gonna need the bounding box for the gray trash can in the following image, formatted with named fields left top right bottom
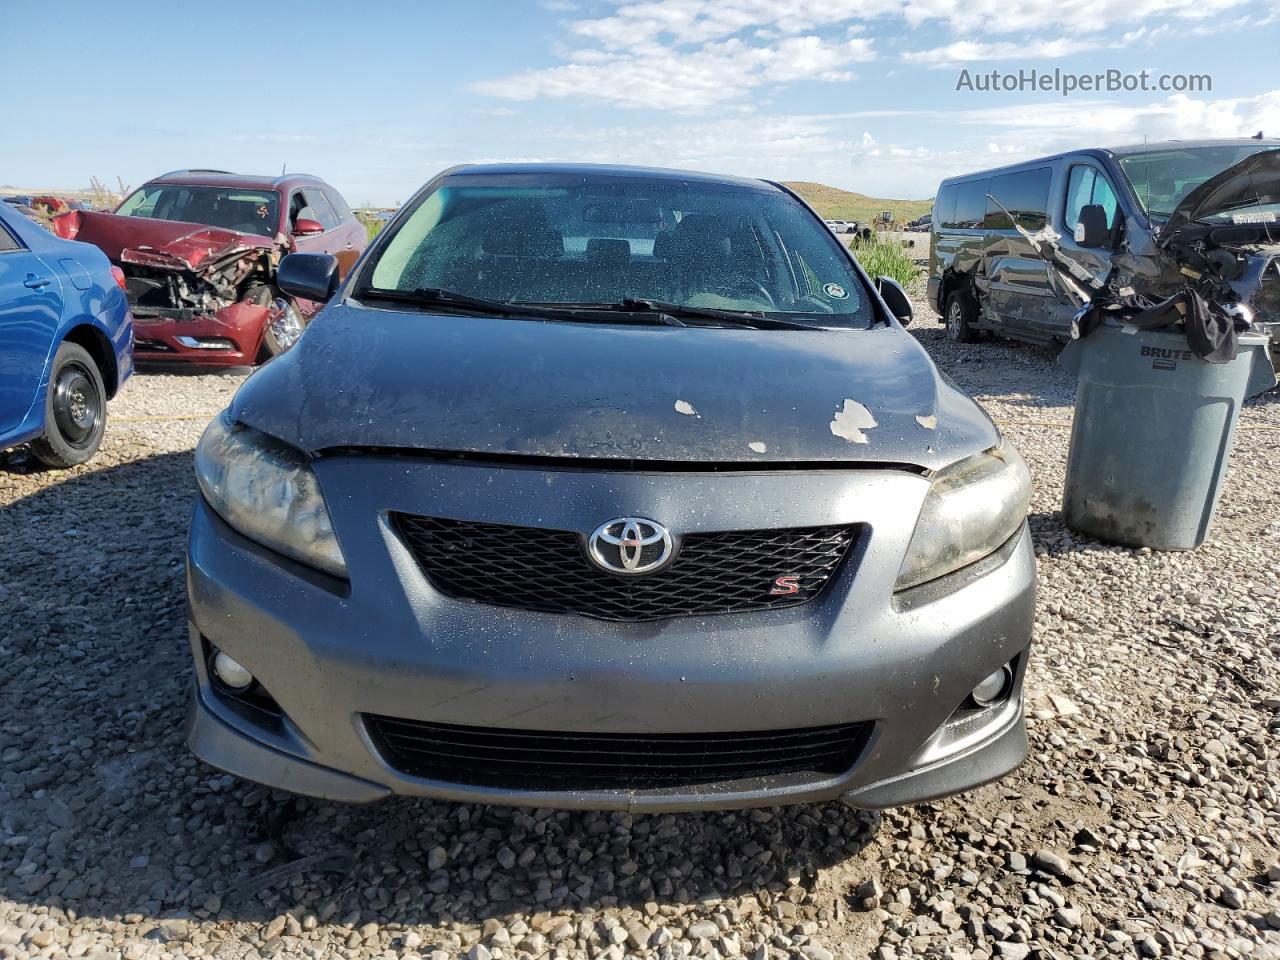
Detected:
left=1058, top=323, right=1275, bottom=550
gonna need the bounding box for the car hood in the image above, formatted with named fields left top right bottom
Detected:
left=231, top=303, right=999, bottom=470
left=1161, top=148, right=1280, bottom=242
left=51, top=210, right=279, bottom=272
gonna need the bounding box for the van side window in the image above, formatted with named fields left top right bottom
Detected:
left=952, top=179, right=987, bottom=229
left=934, top=184, right=958, bottom=229
left=984, top=167, right=1051, bottom=231
left=1065, top=166, right=1120, bottom=231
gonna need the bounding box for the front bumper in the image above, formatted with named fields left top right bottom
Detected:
left=132, top=301, right=270, bottom=366
left=185, top=457, right=1036, bottom=811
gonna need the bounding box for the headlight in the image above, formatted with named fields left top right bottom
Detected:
left=194, top=412, right=347, bottom=577
left=896, top=443, right=1031, bottom=590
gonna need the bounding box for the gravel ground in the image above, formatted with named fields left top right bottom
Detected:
left=2, top=292, right=1279, bottom=960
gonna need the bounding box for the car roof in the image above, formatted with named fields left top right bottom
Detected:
left=144, top=170, right=333, bottom=192
left=445, top=162, right=779, bottom=191
left=1103, top=138, right=1280, bottom=157
left=940, top=138, right=1280, bottom=185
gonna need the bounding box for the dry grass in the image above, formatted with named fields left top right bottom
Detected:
left=354, top=212, right=385, bottom=243
left=88, top=176, right=131, bottom=211
left=784, top=181, right=931, bottom=225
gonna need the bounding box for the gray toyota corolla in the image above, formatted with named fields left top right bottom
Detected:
left=186, top=163, right=1036, bottom=811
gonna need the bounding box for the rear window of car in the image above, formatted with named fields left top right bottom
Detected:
left=362, top=174, right=874, bottom=327
left=0, top=218, right=21, bottom=252
left=323, top=187, right=353, bottom=222
left=302, top=189, right=340, bottom=230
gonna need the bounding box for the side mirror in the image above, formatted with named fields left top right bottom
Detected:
left=292, top=217, right=325, bottom=237
left=876, top=276, right=913, bottom=326
left=1074, top=204, right=1110, bottom=248
left=277, top=253, right=339, bottom=302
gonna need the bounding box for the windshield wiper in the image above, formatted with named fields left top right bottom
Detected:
left=613, top=298, right=820, bottom=330
left=357, top=286, right=559, bottom=319
left=357, top=288, right=685, bottom=326
left=532, top=298, right=816, bottom=329
left=357, top=288, right=821, bottom=330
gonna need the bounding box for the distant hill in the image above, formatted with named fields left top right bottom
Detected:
left=0, top=186, right=98, bottom=200
left=783, top=181, right=932, bottom=224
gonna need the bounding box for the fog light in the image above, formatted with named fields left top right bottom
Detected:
left=175, top=336, right=236, bottom=350
left=212, top=651, right=253, bottom=690
left=971, top=666, right=1012, bottom=706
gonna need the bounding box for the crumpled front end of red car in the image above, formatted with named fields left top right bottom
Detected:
left=123, top=241, right=290, bottom=366
left=53, top=210, right=296, bottom=366
left=131, top=298, right=280, bottom=366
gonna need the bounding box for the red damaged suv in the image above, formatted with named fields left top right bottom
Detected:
left=52, top=170, right=367, bottom=365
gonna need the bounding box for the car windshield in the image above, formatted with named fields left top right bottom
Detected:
left=1116, top=145, right=1280, bottom=220
left=115, top=185, right=281, bottom=238
left=363, top=174, right=871, bottom=327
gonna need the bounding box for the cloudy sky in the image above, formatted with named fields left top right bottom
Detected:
left=6, top=0, right=1278, bottom=205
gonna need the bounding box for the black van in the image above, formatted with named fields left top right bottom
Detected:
left=927, top=139, right=1280, bottom=349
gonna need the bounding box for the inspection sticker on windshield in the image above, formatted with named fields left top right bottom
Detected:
left=822, top=282, right=848, bottom=300
left=1232, top=211, right=1276, bottom=224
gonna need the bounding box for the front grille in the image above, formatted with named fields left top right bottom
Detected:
left=365, top=716, right=873, bottom=790
left=392, top=515, right=859, bottom=622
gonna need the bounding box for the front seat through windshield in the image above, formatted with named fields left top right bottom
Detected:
left=365, top=175, right=870, bottom=327
left=116, top=185, right=282, bottom=238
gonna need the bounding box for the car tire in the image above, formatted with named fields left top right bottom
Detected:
left=259, top=294, right=306, bottom=360
left=945, top=289, right=980, bottom=344
left=31, top=342, right=107, bottom=468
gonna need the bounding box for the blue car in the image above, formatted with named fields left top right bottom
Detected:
left=0, top=201, right=133, bottom=466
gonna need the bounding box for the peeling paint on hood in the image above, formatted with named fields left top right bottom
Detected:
left=829, top=399, right=878, bottom=444
left=231, top=303, right=1001, bottom=470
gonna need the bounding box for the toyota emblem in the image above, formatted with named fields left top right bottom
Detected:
left=588, top=517, right=674, bottom=575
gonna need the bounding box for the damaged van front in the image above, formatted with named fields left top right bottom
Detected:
left=928, top=138, right=1280, bottom=366
left=1115, top=144, right=1280, bottom=364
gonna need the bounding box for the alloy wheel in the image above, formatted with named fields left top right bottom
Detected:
left=947, top=301, right=961, bottom=338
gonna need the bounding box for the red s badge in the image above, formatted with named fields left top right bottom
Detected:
left=770, top=575, right=800, bottom=596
